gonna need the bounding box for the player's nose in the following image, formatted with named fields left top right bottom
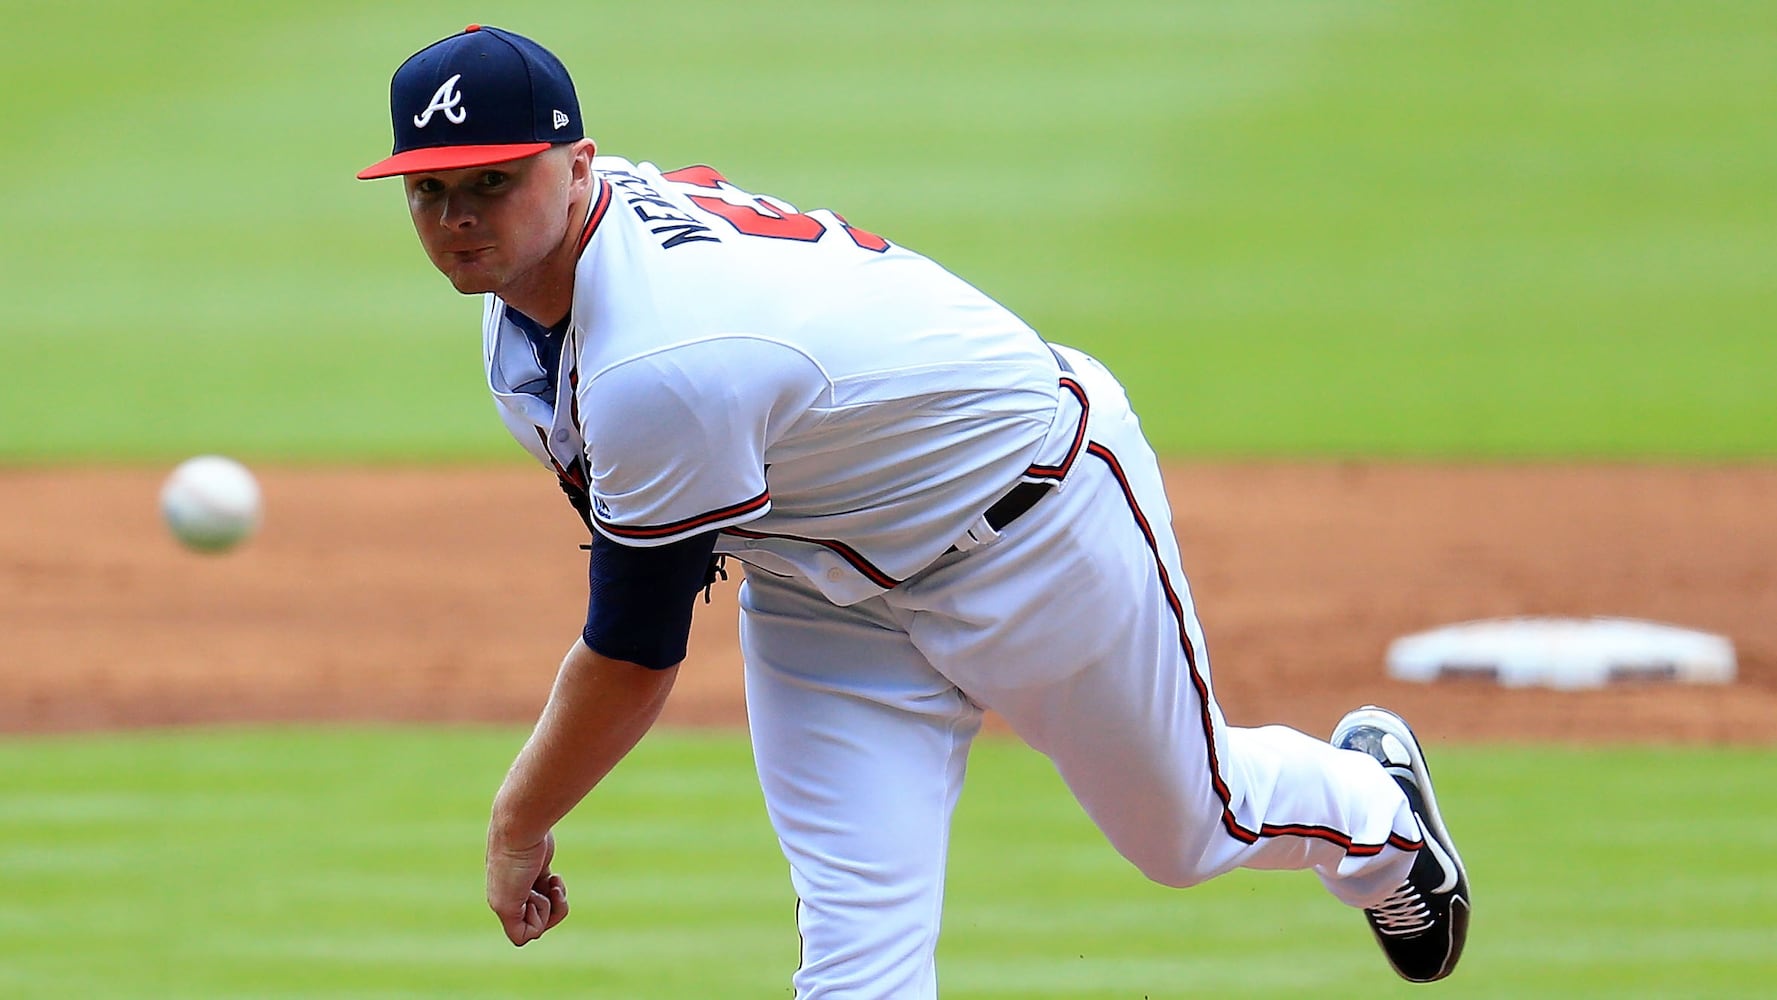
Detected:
left=437, top=192, right=479, bottom=229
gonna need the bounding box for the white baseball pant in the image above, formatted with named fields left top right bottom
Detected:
left=740, top=347, right=1419, bottom=998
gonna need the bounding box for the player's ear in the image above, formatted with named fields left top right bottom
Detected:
left=561, top=136, right=597, bottom=201
left=569, top=138, right=597, bottom=187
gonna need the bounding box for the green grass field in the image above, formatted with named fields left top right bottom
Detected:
left=3, top=2, right=1774, bottom=996
left=2, top=0, right=1773, bottom=460
left=2, top=729, right=1773, bottom=999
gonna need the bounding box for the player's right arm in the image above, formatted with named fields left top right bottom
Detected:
left=485, top=528, right=718, bottom=945
left=486, top=637, right=678, bottom=945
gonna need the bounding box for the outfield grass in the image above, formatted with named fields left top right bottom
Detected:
left=3, top=1, right=1773, bottom=461
left=4, top=3, right=1770, bottom=995
left=1, top=727, right=1771, bottom=998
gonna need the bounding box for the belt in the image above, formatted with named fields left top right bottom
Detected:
left=985, top=344, right=1076, bottom=531
left=944, top=479, right=1051, bottom=555
left=980, top=479, right=1051, bottom=533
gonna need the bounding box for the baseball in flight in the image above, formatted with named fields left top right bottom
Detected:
left=160, top=455, right=262, bottom=553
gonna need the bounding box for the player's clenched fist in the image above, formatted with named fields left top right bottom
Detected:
left=486, top=830, right=570, bottom=946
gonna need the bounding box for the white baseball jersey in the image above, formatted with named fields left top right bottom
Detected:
left=485, top=157, right=1073, bottom=604
left=481, top=157, right=1428, bottom=998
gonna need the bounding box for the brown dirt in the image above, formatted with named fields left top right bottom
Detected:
left=3, top=464, right=1773, bottom=744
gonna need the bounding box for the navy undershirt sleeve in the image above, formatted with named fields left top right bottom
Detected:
left=583, top=530, right=721, bottom=670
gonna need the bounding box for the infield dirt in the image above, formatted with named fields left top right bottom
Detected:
left=3, top=464, right=1773, bottom=743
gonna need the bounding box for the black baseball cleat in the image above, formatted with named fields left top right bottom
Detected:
left=1331, top=706, right=1471, bottom=983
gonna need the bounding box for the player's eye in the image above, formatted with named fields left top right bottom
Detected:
left=411, top=177, right=443, bottom=195
left=479, top=171, right=509, bottom=189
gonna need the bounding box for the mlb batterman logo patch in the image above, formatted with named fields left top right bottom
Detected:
left=414, top=74, right=467, bottom=127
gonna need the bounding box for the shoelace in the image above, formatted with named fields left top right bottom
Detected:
left=1368, top=881, right=1434, bottom=937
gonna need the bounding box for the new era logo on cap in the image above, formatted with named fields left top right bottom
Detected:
left=358, top=24, right=584, bottom=180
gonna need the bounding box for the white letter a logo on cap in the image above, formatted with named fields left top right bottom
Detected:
left=414, top=74, right=468, bottom=128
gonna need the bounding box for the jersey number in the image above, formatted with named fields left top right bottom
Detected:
left=662, top=165, right=890, bottom=253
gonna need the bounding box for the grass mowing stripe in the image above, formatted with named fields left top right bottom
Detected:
left=1, top=728, right=1773, bottom=997
left=3, top=1, right=1773, bottom=460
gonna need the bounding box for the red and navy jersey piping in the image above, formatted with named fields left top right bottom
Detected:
left=1023, top=377, right=1088, bottom=484
left=576, top=174, right=613, bottom=255
left=598, top=490, right=771, bottom=542
left=516, top=175, right=608, bottom=485
left=723, top=526, right=904, bottom=589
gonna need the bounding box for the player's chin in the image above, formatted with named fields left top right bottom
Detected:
left=439, top=263, right=502, bottom=295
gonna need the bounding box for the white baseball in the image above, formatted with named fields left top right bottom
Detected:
left=160, top=456, right=263, bottom=553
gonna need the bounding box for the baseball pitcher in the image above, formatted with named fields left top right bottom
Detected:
left=358, top=25, right=1471, bottom=996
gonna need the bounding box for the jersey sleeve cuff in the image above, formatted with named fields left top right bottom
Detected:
left=593, top=490, right=770, bottom=547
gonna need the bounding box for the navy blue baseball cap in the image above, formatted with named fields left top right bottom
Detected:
left=358, top=24, right=582, bottom=180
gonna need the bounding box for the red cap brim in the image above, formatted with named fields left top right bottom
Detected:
left=356, top=142, right=553, bottom=180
